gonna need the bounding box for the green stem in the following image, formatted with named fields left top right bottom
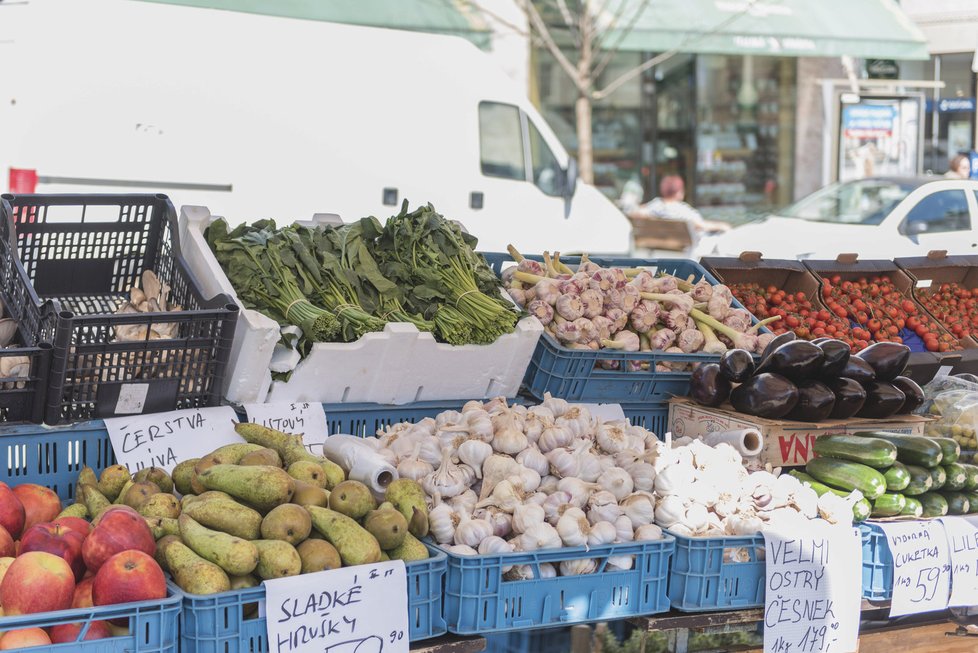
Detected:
left=748, top=315, right=782, bottom=333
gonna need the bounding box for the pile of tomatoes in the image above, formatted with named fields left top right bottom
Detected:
left=729, top=282, right=854, bottom=344
left=916, top=282, right=978, bottom=340
left=821, top=275, right=962, bottom=353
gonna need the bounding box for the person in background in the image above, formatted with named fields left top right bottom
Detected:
left=631, top=175, right=730, bottom=233
left=945, top=154, right=972, bottom=179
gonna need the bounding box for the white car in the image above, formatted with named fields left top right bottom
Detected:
left=694, top=177, right=978, bottom=260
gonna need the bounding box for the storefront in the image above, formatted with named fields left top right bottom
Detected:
left=531, top=0, right=929, bottom=222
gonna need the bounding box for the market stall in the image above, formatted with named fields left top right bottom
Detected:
left=0, top=192, right=976, bottom=653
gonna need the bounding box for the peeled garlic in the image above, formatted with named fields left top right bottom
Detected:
left=457, top=440, right=492, bottom=478
left=512, top=503, right=546, bottom=534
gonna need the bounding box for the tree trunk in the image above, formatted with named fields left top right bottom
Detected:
left=575, top=6, right=594, bottom=184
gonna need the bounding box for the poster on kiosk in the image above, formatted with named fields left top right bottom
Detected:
left=836, top=94, right=924, bottom=182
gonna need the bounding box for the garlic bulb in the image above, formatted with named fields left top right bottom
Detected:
left=475, top=507, right=513, bottom=538
left=478, top=535, right=515, bottom=556
left=614, top=515, right=634, bottom=542
left=621, top=493, right=655, bottom=528
left=542, top=491, right=572, bottom=523
left=457, top=440, right=492, bottom=478
left=546, top=448, right=580, bottom=478
left=653, top=461, right=694, bottom=496
left=416, top=436, right=443, bottom=467
left=479, top=455, right=522, bottom=500
left=625, top=461, right=655, bottom=492
left=595, top=421, right=629, bottom=454
left=607, top=555, right=634, bottom=571
left=464, top=410, right=494, bottom=442
left=512, top=503, right=546, bottom=534
left=559, top=558, right=597, bottom=576
left=556, top=507, right=590, bottom=547
left=654, top=495, right=686, bottom=528
left=503, top=565, right=534, bottom=580
left=684, top=503, right=710, bottom=533
left=587, top=520, right=617, bottom=547
left=515, top=467, right=542, bottom=493
left=538, top=562, right=557, bottom=579
left=541, top=394, right=569, bottom=417
left=454, top=512, right=494, bottom=547
left=586, top=491, right=621, bottom=525
left=558, top=478, right=599, bottom=508
left=422, top=449, right=470, bottom=499
left=396, top=445, right=434, bottom=481
left=634, top=524, right=664, bottom=541
left=538, top=475, right=560, bottom=494
left=518, top=522, right=562, bottom=551
left=516, top=447, right=549, bottom=477
left=556, top=405, right=591, bottom=439
left=448, top=544, right=478, bottom=556
left=429, top=501, right=459, bottom=545
left=436, top=410, right=464, bottom=430
left=449, top=489, right=478, bottom=515
left=597, top=468, right=634, bottom=501
left=525, top=491, right=548, bottom=506
left=462, top=400, right=485, bottom=413
left=475, top=478, right=525, bottom=512
left=576, top=451, right=603, bottom=483
left=723, top=513, right=763, bottom=536
left=537, top=424, right=573, bottom=453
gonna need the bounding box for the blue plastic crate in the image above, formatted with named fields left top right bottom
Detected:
left=0, top=419, right=115, bottom=500
left=481, top=253, right=765, bottom=403
left=859, top=522, right=892, bottom=601
left=440, top=536, right=674, bottom=635
left=666, top=530, right=765, bottom=611
left=176, top=545, right=447, bottom=653
left=0, top=586, right=180, bottom=653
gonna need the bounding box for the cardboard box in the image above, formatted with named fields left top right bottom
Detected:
left=668, top=397, right=929, bottom=467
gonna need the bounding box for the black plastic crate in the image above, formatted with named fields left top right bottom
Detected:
left=0, top=198, right=55, bottom=423
left=1, top=194, right=238, bottom=423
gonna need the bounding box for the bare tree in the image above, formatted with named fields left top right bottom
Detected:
left=464, top=0, right=759, bottom=185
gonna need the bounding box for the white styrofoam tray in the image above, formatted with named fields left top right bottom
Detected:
left=178, top=205, right=542, bottom=405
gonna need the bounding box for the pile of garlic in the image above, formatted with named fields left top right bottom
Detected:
left=361, top=396, right=858, bottom=578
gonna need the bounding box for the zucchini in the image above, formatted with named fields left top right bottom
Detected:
left=812, top=435, right=897, bottom=469
left=788, top=470, right=869, bottom=522
left=930, top=466, right=947, bottom=491
left=965, top=491, right=978, bottom=513
left=918, top=492, right=949, bottom=518
left=851, top=432, right=943, bottom=468
left=961, top=464, right=978, bottom=491
left=805, top=457, right=887, bottom=500
left=942, top=491, right=971, bottom=515
left=900, top=497, right=924, bottom=518
left=931, top=437, right=960, bottom=464
left=943, top=463, right=968, bottom=491
left=903, top=464, right=934, bottom=496
left=871, top=493, right=907, bottom=517
left=883, top=461, right=911, bottom=492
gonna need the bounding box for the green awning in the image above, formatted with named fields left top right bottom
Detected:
left=604, top=0, right=929, bottom=60
left=136, top=0, right=490, bottom=46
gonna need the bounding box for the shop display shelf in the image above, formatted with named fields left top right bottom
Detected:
left=666, top=530, right=765, bottom=611
left=1, top=193, right=238, bottom=424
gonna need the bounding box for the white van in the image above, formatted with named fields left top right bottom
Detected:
left=0, top=0, right=631, bottom=254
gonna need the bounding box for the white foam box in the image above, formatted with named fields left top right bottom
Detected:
left=179, top=205, right=543, bottom=405
left=668, top=397, right=929, bottom=467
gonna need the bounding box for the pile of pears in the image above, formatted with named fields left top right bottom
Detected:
left=62, top=422, right=431, bottom=597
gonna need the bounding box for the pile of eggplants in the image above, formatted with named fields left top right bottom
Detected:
left=689, top=333, right=925, bottom=422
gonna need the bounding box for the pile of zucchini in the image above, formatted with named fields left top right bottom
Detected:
left=793, top=432, right=978, bottom=521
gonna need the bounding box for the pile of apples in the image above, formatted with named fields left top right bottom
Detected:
left=821, top=275, right=963, bottom=353
left=916, top=282, right=978, bottom=341
left=0, top=482, right=163, bottom=649
left=729, top=282, right=853, bottom=344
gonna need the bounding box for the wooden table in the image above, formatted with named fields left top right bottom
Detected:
left=410, top=635, right=486, bottom=653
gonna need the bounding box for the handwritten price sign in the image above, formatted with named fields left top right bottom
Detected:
left=878, top=520, right=951, bottom=617
left=940, top=516, right=978, bottom=607
left=264, top=560, right=408, bottom=653
left=763, top=522, right=861, bottom=653
left=244, top=402, right=329, bottom=455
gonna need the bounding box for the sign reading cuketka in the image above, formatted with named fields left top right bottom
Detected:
left=762, top=521, right=862, bottom=653
left=264, top=560, right=409, bottom=653
left=104, top=406, right=242, bottom=473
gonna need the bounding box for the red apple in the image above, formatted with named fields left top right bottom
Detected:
left=0, top=483, right=25, bottom=539
left=0, top=628, right=51, bottom=649
left=93, top=550, right=166, bottom=608
left=0, top=551, right=75, bottom=615
left=49, top=620, right=112, bottom=643
left=53, top=516, right=92, bottom=539
left=0, top=557, right=14, bottom=587
left=0, top=524, right=14, bottom=559
left=12, top=484, right=61, bottom=533
left=72, top=576, right=95, bottom=608
left=91, top=504, right=139, bottom=528
left=20, top=522, right=86, bottom=581
left=82, top=508, right=155, bottom=573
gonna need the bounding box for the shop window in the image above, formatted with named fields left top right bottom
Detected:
left=528, top=120, right=562, bottom=196
left=479, top=102, right=526, bottom=181
left=900, top=189, right=970, bottom=234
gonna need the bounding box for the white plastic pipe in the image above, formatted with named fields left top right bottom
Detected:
left=321, top=434, right=398, bottom=499
left=702, top=429, right=763, bottom=458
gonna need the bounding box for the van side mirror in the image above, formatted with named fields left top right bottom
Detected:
left=905, top=220, right=928, bottom=235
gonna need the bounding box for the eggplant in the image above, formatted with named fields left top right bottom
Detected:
left=758, top=331, right=796, bottom=367
left=689, top=363, right=731, bottom=407
left=855, top=381, right=906, bottom=419
left=785, top=379, right=836, bottom=422
left=838, top=356, right=876, bottom=385
left=815, top=339, right=850, bottom=378
left=826, top=377, right=867, bottom=419
left=755, top=340, right=824, bottom=382
left=855, top=342, right=911, bottom=382
left=718, top=349, right=755, bottom=383
left=809, top=337, right=830, bottom=345
left=729, top=373, right=799, bottom=419
left=891, top=375, right=924, bottom=414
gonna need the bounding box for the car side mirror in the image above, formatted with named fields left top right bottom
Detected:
left=563, top=157, right=578, bottom=201
left=905, top=220, right=928, bottom=235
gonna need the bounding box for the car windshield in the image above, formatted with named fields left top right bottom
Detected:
left=780, top=179, right=923, bottom=225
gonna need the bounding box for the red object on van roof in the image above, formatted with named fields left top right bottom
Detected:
left=8, top=168, right=38, bottom=194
